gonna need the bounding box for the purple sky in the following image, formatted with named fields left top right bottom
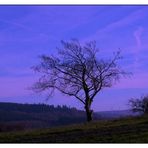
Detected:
left=0, top=5, right=148, bottom=111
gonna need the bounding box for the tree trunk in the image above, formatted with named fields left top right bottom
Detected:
left=85, top=105, right=93, bottom=122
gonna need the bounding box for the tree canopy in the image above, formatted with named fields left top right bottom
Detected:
left=32, top=40, right=127, bottom=121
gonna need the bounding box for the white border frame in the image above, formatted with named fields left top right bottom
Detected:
left=0, top=0, right=148, bottom=5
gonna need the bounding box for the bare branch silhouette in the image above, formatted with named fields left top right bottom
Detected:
left=32, top=39, right=127, bottom=122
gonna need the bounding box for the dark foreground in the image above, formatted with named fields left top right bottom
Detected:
left=0, top=115, right=148, bottom=143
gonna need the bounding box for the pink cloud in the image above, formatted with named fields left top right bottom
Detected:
left=113, top=72, right=148, bottom=89
left=0, top=76, right=36, bottom=98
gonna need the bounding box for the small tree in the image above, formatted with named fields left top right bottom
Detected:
left=32, top=40, right=126, bottom=122
left=129, top=95, right=148, bottom=114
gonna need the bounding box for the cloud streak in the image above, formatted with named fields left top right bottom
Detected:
left=85, top=8, right=146, bottom=41
left=134, top=27, right=143, bottom=48
left=133, top=26, right=143, bottom=72
left=0, top=18, right=33, bottom=31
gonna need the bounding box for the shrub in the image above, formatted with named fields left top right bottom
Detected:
left=129, top=95, right=148, bottom=114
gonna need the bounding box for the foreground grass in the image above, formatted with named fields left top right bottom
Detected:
left=1, top=115, right=148, bottom=143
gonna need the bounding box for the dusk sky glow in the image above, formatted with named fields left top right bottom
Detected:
left=1, top=5, right=148, bottom=111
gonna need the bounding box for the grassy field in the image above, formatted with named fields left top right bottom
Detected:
left=0, top=115, right=148, bottom=143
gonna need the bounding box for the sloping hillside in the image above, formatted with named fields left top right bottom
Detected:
left=0, top=115, right=148, bottom=143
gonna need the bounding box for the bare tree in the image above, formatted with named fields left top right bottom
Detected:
left=129, top=95, right=148, bottom=114
left=32, top=40, right=126, bottom=122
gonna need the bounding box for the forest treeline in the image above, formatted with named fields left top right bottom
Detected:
left=0, top=102, right=90, bottom=132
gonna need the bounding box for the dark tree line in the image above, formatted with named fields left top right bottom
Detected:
left=0, top=102, right=87, bottom=132
left=0, top=102, right=79, bottom=113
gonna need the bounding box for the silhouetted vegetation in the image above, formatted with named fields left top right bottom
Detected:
left=0, top=102, right=87, bottom=132
left=129, top=95, right=148, bottom=114
left=32, top=39, right=127, bottom=122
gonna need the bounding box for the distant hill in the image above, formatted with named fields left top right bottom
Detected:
left=96, top=110, right=141, bottom=120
